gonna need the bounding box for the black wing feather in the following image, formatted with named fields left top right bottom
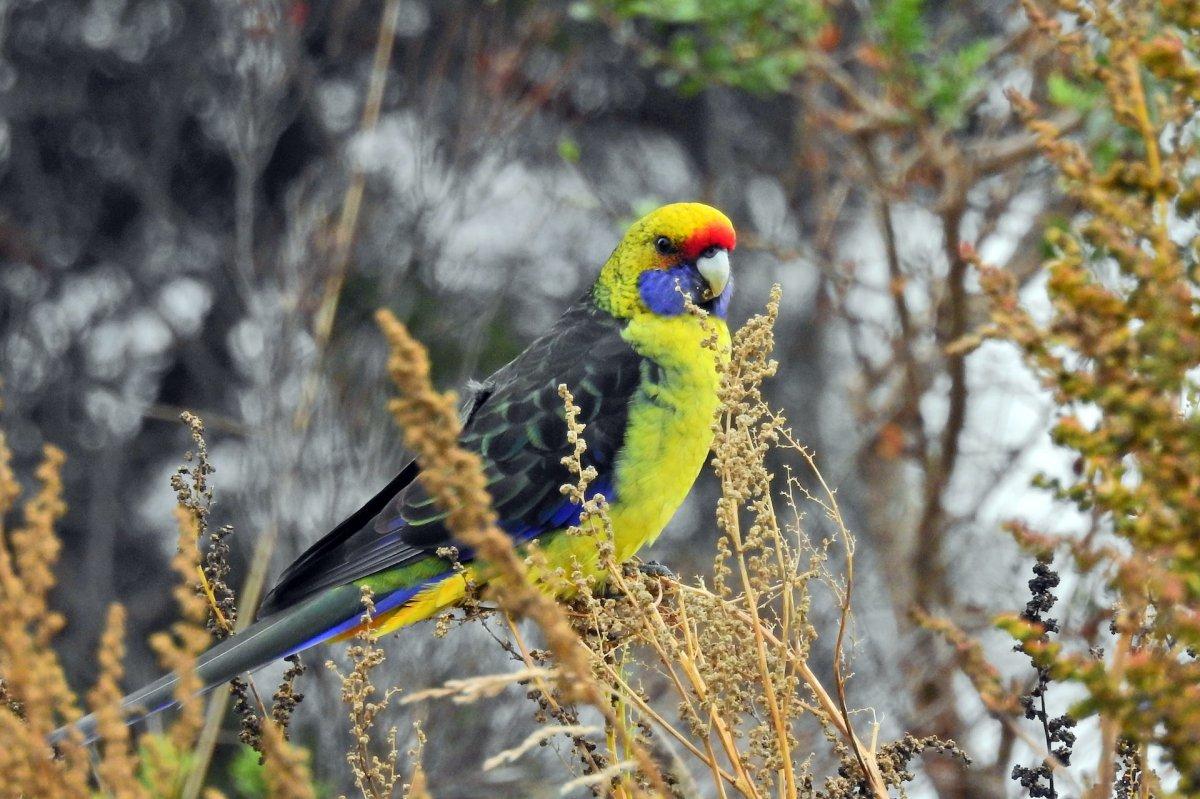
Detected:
left=258, top=297, right=641, bottom=616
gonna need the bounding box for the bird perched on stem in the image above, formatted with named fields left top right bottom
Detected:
left=59, top=202, right=736, bottom=741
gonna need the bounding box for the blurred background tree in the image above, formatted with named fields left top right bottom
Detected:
left=0, top=0, right=1178, bottom=796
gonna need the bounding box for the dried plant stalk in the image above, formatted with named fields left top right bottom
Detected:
left=0, top=440, right=91, bottom=797
left=329, top=588, right=404, bottom=799
left=260, top=721, right=317, bottom=799
left=87, top=604, right=147, bottom=799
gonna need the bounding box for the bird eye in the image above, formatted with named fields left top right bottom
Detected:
left=654, top=236, right=676, bottom=255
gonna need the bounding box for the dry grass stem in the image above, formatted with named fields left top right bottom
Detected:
left=483, top=724, right=601, bottom=771
left=400, top=667, right=557, bottom=706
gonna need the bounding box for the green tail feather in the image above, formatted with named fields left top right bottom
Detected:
left=52, top=584, right=367, bottom=745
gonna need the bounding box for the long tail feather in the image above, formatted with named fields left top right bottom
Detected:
left=52, top=583, right=374, bottom=745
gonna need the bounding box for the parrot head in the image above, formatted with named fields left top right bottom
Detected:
left=594, top=203, right=736, bottom=319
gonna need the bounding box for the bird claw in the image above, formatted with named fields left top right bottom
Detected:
left=632, top=560, right=676, bottom=580
left=597, top=561, right=676, bottom=600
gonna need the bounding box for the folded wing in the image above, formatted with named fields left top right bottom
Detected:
left=258, top=299, right=643, bottom=616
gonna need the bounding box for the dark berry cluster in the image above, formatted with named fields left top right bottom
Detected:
left=203, top=523, right=239, bottom=638
left=271, top=654, right=307, bottom=738
left=1011, top=557, right=1077, bottom=798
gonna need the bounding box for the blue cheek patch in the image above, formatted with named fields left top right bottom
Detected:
left=638, top=266, right=701, bottom=316
left=638, top=266, right=732, bottom=318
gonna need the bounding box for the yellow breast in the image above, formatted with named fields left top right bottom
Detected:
left=607, top=312, right=730, bottom=562
left=365, top=313, right=729, bottom=633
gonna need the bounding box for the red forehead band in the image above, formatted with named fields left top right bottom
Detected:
left=681, top=222, right=737, bottom=260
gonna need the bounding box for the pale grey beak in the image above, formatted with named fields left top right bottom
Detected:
left=697, top=248, right=731, bottom=297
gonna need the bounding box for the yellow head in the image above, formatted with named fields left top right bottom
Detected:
left=593, top=203, right=737, bottom=319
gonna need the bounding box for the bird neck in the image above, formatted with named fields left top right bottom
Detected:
left=621, top=311, right=731, bottom=376
left=591, top=255, right=639, bottom=318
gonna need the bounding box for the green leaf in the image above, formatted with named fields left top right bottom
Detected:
left=1091, top=137, right=1119, bottom=172
left=136, top=735, right=194, bottom=793
left=229, top=744, right=270, bottom=798
left=557, top=135, right=581, bottom=164
left=596, top=0, right=823, bottom=95
left=954, top=38, right=992, bottom=73
left=1047, top=72, right=1101, bottom=112
left=921, top=38, right=993, bottom=127
left=876, top=0, right=926, bottom=55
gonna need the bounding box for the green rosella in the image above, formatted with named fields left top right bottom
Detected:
left=61, top=202, right=736, bottom=741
